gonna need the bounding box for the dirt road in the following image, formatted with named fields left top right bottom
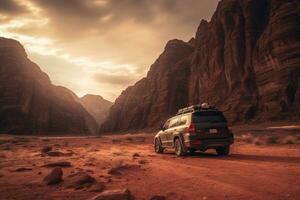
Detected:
left=0, top=132, right=299, bottom=200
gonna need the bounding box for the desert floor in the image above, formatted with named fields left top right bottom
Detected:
left=0, top=123, right=299, bottom=200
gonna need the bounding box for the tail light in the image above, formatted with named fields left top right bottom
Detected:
left=187, top=124, right=196, bottom=134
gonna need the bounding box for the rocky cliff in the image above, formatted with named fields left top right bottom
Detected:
left=79, top=94, right=113, bottom=125
left=101, top=0, right=300, bottom=133
left=0, top=37, right=98, bottom=134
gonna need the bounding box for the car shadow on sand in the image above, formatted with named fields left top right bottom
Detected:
left=164, top=151, right=300, bottom=164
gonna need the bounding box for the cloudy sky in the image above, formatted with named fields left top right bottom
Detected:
left=0, top=0, right=219, bottom=101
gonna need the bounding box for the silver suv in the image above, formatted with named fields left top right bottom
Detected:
left=154, top=104, right=234, bottom=156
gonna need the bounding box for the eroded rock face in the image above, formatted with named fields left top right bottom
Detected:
left=101, top=0, right=300, bottom=133
left=101, top=39, right=194, bottom=132
left=79, top=94, right=113, bottom=126
left=0, top=38, right=98, bottom=134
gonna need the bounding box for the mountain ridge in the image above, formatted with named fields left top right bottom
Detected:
left=79, top=94, right=113, bottom=126
left=0, top=37, right=98, bottom=134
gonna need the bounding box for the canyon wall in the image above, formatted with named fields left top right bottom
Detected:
left=0, top=38, right=98, bottom=134
left=101, top=0, right=300, bottom=133
left=79, top=94, right=113, bottom=125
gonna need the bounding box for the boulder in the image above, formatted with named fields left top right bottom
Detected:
left=41, top=146, right=52, bottom=153
left=43, top=167, right=63, bottom=185
left=88, top=182, right=106, bottom=192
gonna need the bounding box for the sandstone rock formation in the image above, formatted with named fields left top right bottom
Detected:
left=43, top=167, right=63, bottom=185
left=0, top=37, right=98, bottom=134
left=79, top=94, right=113, bottom=125
left=101, top=0, right=300, bottom=133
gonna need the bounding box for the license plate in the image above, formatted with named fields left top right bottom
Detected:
left=209, top=129, right=218, bottom=134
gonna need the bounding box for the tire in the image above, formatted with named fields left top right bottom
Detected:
left=154, top=138, right=164, bottom=154
left=216, top=145, right=230, bottom=156
left=174, top=138, right=186, bottom=156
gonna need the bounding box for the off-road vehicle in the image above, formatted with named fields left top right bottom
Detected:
left=154, top=103, right=234, bottom=156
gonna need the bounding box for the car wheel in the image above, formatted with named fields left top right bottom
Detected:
left=216, top=145, right=230, bottom=156
left=154, top=138, right=164, bottom=154
left=174, top=138, right=186, bottom=156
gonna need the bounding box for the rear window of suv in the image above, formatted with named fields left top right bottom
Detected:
left=192, top=111, right=227, bottom=123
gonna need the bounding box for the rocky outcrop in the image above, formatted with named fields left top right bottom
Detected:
left=101, top=39, right=194, bottom=132
left=101, top=0, right=300, bottom=133
left=0, top=37, right=98, bottom=134
left=79, top=95, right=113, bottom=125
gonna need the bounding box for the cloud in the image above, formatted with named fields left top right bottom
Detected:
left=0, top=0, right=219, bottom=101
left=0, top=0, right=29, bottom=15
left=93, top=71, right=138, bottom=86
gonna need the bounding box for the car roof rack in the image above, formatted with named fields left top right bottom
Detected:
left=176, top=103, right=218, bottom=115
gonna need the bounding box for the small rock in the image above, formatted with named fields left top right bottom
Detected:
left=42, top=161, right=71, bottom=167
left=15, top=167, right=32, bottom=172
left=108, top=163, right=140, bottom=175
left=106, top=178, right=112, bottom=183
left=138, top=160, right=147, bottom=164
left=46, top=151, right=64, bottom=157
left=132, top=153, right=140, bottom=158
left=90, top=189, right=132, bottom=200
left=89, top=182, right=106, bottom=192
left=41, top=146, right=52, bottom=153
left=150, top=195, right=166, bottom=200
left=64, top=172, right=96, bottom=189
left=43, top=167, right=63, bottom=185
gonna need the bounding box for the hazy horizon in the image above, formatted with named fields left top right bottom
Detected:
left=0, top=0, right=219, bottom=101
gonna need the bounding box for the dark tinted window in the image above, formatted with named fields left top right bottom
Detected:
left=192, top=111, right=227, bottom=123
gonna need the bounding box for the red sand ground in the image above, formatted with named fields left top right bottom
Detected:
left=0, top=124, right=299, bottom=200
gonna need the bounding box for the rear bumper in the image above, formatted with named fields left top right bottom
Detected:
left=184, top=136, right=234, bottom=150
